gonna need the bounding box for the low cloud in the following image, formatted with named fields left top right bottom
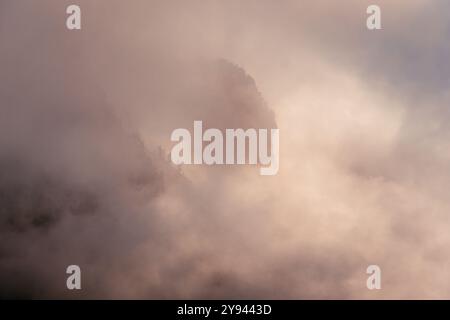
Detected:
left=1, top=0, right=450, bottom=299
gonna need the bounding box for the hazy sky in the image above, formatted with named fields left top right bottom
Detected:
left=1, top=0, right=450, bottom=299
